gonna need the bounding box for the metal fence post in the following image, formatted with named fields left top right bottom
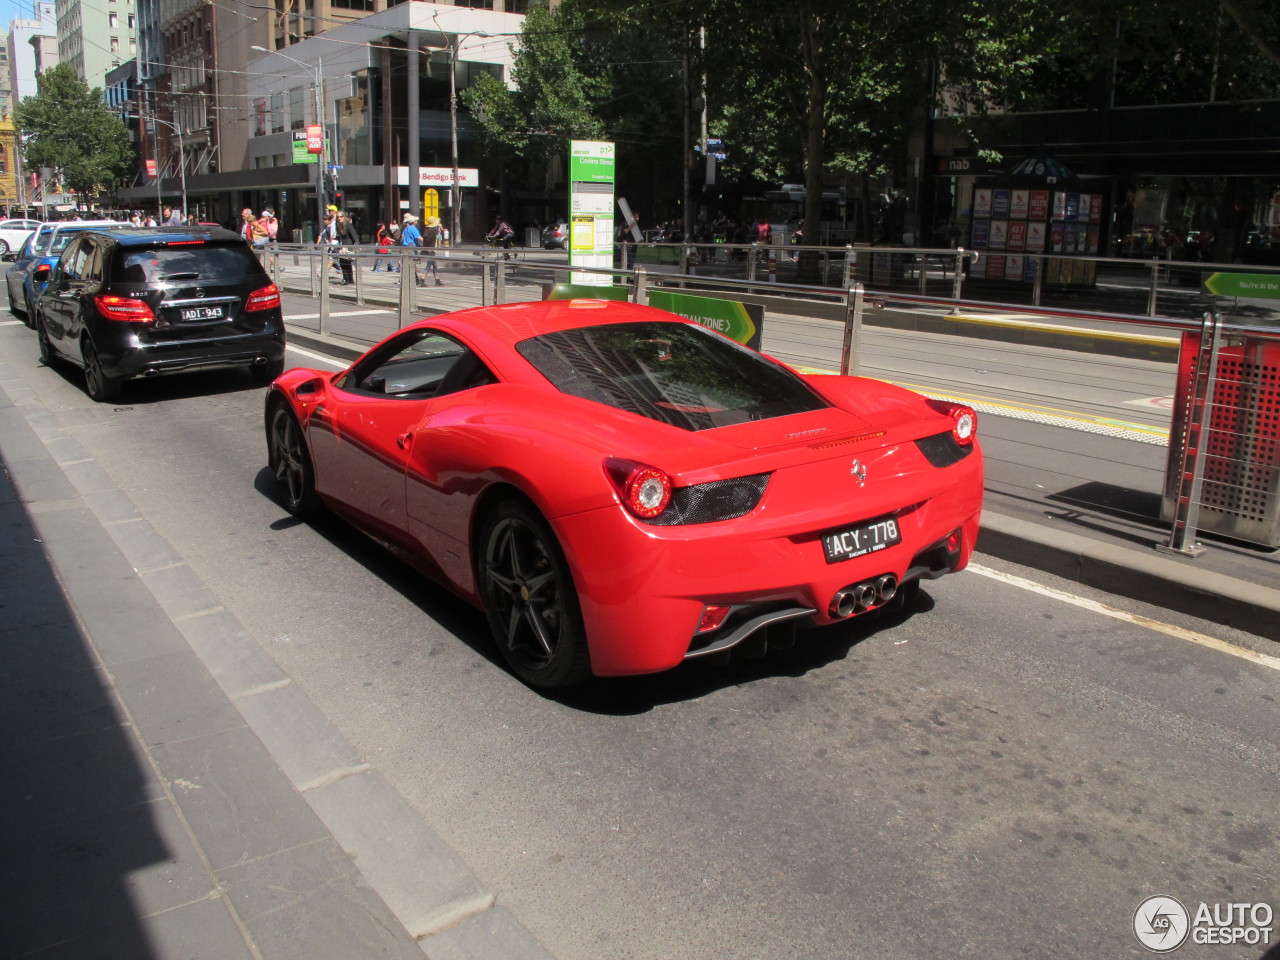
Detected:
left=1147, top=258, right=1160, bottom=317
left=353, top=248, right=364, bottom=306
left=318, top=249, right=331, bottom=336
left=309, top=248, right=318, bottom=298
left=951, top=247, right=966, bottom=303
left=840, top=283, right=865, bottom=376
left=1159, top=311, right=1224, bottom=557
left=495, top=259, right=507, bottom=304
left=748, top=243, right=758, bottom=282
left=842, top=244, right=853, bottom=289
left=633, top=265, right=649, bottom=304
left=397, top=248, right=412, bottom=327
left=1031, top=256, right=1043, bottom=306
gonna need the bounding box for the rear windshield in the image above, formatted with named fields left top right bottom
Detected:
left=117, top=243, right=262, bottom=284
left=516, top=320, right=827, bottom=431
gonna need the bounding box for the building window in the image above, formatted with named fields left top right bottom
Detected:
left=109, top=12, right=117, bottom=26
left=332, top=0, right=374, bottom=9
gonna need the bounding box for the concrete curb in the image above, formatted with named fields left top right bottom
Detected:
left=977, top=512, right=1280, bottom=642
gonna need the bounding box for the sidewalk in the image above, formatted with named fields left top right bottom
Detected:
left=0, top=365, right=553, bottom=959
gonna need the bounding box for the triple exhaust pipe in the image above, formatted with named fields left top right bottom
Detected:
left=829, top=574, right=898, bottom=619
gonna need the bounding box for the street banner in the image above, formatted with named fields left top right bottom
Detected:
left=648, top=290, right=763, bottom=349
left=569, top=140, right=615, bottom=285
left=292, top=130, right=330, bottom=164
left=306, top=124, right=323, bottom=153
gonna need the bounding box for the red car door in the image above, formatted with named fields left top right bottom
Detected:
left=308, top=388, right=430, bottom=546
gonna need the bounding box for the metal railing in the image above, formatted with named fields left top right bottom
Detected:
left=262, top=242, right=1280, bottom=556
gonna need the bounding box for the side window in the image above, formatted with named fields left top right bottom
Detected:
left=53, top=239, right=87, bottom=283
left=82, top=241, right=104, bottom=283
left=338, top=329, right=494, bottom=399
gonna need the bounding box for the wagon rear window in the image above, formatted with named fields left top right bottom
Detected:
left=517, top=321, right=826, bottom=431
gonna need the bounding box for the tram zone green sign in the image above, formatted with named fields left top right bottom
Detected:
left=648, top=290, right=763, bottom=349
left=1203, top=272, right=1280, bottom=299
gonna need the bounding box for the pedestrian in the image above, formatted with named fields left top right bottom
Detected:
left=166, top=206, right=184, bottom=226
left=335, top=211, right=359, bottom=284
left=373, top=222, right=391, bottom=271
left=422, top=216, right=444, bottom=286
left=400, top=213, right=423, bottom=285
left=251, top=211, right=271, bottom=250
left=262, top=208, right=279, bottom=242
left=317, top=213, right=338, bottom=279
left=239, top=207, right=257, bottom=244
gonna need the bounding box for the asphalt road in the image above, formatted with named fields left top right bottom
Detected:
left=1, top=318, right=1277, bottom=960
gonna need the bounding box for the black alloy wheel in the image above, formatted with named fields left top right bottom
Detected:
left=268, top=404, right=320, bottom=517
left=81, top=339, right=122, bottom=403
left=478, top=500, right=590, bottom=689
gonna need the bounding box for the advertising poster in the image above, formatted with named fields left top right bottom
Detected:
left=1007, top=221, right=1027, bottom=251
left=970, top=220, right=990, bottom=248
left=1026, top=221, right=1047, bottom=251
left=1063, top=225, right=1077, bottom=253
left=1078, top=224, right=1092, bottom=253
left=1024, top=257, right=1040, bottom=283
left=986, top=256, right=1006, bottom=280
left=989, top=220, right=1008, bottom=250
left=993, top=189, right=1011, bottom=218
left=1052, top=192, right=1067, bottom=220
left=1030, top=190, right=1049, bottom=219
left=973, top=188, right=993, bottom=218
left=1089, top=194, right=1103, bottom=222
left=1011, top=190, right=1029, bottom=219
left=1065, top=193, right=1080, bottom=221
left=1051, top=222, right=1065, bottom=252
left=1006, top=255, right=1024, bottom=279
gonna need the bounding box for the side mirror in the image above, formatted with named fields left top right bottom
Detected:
left=1, top=252, right=17, bottom=263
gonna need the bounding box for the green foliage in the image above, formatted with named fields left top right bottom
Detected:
left=13, top=63, right=133, bottom=201
left=461, top=2, right=606, bottom=193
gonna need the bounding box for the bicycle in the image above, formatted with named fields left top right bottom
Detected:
left=485, top=236, right=523, bottom=263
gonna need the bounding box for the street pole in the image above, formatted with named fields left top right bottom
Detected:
left=449, top=35, right=460, bottom=246
left=253, top=46, right=325, bottom=236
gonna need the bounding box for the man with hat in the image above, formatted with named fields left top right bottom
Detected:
left=422, top=215, right=444, bottom=286
left=400, top=213, right=424, bottom=286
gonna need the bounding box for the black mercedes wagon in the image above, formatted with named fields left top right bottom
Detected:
left=33, top=226, right=286, bottom=402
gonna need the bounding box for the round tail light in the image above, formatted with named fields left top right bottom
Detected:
left=604, top=458, right=673, bottom=520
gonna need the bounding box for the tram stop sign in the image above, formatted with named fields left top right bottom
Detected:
left=1203, top=272, right=1280, bottom=300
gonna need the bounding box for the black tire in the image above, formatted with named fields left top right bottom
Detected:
left=0, top=240, right=9, bottom=256
left=251, top=356, right=286, bottom=385
left=477, top=499, right=591, bottom=689
left=81, top=339, right=122, bottom=403
left=267, top=403, right=321, bottom=517
left=36, top=315, right=56, bottom=366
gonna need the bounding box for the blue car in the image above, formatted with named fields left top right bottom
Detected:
left=4, top=220, right=127, bottom=325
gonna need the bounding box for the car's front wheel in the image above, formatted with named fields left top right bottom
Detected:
left=478, top=499, right=591, bottom=689
left=81, top=339, right=122, bottom=402
left=268, top=403, right=321, bottom=517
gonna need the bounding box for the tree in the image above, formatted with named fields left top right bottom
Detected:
left=461, top=2, right=606, bottom=201
left=13, top=63, right=133, bottom=205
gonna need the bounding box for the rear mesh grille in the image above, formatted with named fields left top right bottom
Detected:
left=648, top=473, right=771, bottom=526
left=914, top=432, right=973, bottom=467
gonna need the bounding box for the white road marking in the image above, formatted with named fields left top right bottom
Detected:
left=967, top=563, right=1280, bottom=672
left=286, top=344, right=348, bottom=368
left=0, top=319, right=25, bottom=326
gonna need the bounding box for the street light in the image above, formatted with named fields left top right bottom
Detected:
left=128, top=111, right=186, bottom=219
left=252, top=45, right=325, bottom=237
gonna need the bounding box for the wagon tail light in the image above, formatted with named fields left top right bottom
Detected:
left=94, top=294, right=154, bottom=322
left=245, top=282, right=280, bottom=312
left=604, top=457, right=672, bottom=520
left=927, top=399, right=977, bottom=446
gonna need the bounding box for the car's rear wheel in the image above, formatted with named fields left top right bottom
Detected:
left=268, top=404, right=321, bottom=517
left=0, top=240, right=9, bottom=256
left=478, top=500, right=591, bottom=689
left=81, top=339, right=122, bottom=402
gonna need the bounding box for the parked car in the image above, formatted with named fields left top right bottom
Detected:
left=33, top=225, right=286, bottom=402
left=0, top=218, right=43, bottom=256
left=5, top=220, right=129, bottom=323
left=265, top=299, right=983, bottom=689
left=542, top=218, right=569, bottom=249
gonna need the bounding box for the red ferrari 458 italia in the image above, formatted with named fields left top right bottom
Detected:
left=265, top=300, right=983, bottom=688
